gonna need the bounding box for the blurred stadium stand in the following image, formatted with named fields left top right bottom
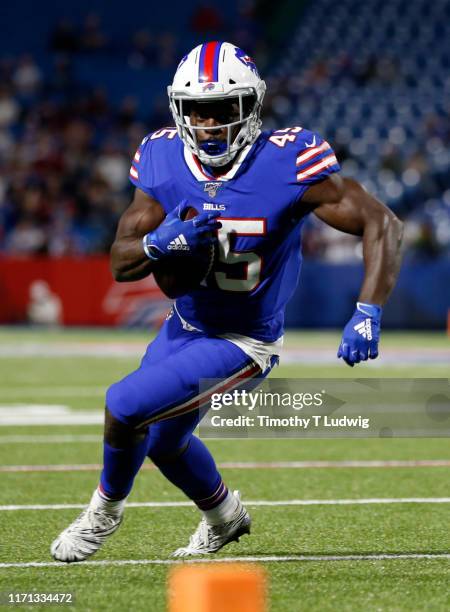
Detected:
left=265, top=0, right=450, bottom=262
left=0, top=0, right=448, bottom=328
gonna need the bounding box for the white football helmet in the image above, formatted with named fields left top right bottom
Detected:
left=168, top=41, right=266, bottom=167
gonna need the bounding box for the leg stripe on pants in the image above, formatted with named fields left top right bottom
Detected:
left=138, top=361, right=261, bottom=427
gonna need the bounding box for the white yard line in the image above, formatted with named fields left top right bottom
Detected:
left=0, top=435, right=101, bottom=444
left=0, top=343, right=146, bottom=358
left=1, top=498, right=450, bottom=511
left=1, top=553, right=450, bottom=569
left=0, top=387, right=105, bottom=397
left=0, top=407, right=103, bottom=426
left=0, top=464, right=104, bottom=472
left=1, top=459, right=450, bottom=472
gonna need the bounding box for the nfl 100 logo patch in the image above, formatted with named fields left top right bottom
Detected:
left=204, top=181, right=222, bottom=198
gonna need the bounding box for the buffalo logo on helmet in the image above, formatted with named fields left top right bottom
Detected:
left=234, top=48, right=259, bottom=76
left=202, top=82, right=216, bottom=92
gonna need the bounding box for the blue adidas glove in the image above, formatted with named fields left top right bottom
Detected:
left=337, top=302, right=382, bottom=367
left=142, top=200, right=221, bottom=261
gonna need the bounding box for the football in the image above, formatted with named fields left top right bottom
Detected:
left=153, top=207, right=216, bottom=299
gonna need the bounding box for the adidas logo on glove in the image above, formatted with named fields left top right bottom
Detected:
left=353, top=319, right=372, bottom=340
left=167, top=234, right=190, bottom=251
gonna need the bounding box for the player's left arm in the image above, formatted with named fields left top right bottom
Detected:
left=301, top=174, right=404, bottom=366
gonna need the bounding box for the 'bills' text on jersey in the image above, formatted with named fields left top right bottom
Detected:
left=129, top=126, right=340, bottom=342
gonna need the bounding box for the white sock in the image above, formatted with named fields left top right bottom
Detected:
left=90, top=487, right=127, bottom=517
left=203, top=491, right=240, bottom=526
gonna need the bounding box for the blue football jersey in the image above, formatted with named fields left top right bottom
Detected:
left=129, top=126, right=340, bottom=341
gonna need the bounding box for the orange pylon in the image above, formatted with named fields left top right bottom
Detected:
left=168, top=563, right=267, bottom=612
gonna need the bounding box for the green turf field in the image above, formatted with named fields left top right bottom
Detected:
left=0, top=328, right=449, bottom=611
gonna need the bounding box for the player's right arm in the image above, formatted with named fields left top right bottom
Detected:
left=112, top=133, right=221, bottom=282
left=111, top=189, right=221, bottom=282
left=110, top=188, right=166, bottom=282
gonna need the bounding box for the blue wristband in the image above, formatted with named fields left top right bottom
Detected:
left=142, top=234, right=161, bottom=261
left=356, top=302, right=382, bottom=320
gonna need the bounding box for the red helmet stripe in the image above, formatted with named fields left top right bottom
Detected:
left=198, top=41, right=221, bottom=82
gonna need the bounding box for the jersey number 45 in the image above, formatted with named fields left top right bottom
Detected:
left=212, top=218, right=266, bottom=292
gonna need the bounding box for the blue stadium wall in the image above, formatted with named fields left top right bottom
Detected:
left=285, top=260, right=450, bottom=329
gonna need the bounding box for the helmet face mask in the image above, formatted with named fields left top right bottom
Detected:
left=168, top=42, right=266, bottom=167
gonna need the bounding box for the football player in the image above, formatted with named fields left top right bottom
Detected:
left=51, top=42, right=403, bottom=562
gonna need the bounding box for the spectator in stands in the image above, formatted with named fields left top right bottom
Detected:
left=409, top=219, right=442, bottom=259
left=80, top=13, right=109, bottom=54
left=128, top=29, right=157, bottom=69
left=95, top=139, right=130, bottom=192
left=0, top=85, right=19, bottom=128
left=6, top=219, right=48, bottom=255
left=156, top=32, right=178, bottom=69
left=12, top=55, right=42, bottom=96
